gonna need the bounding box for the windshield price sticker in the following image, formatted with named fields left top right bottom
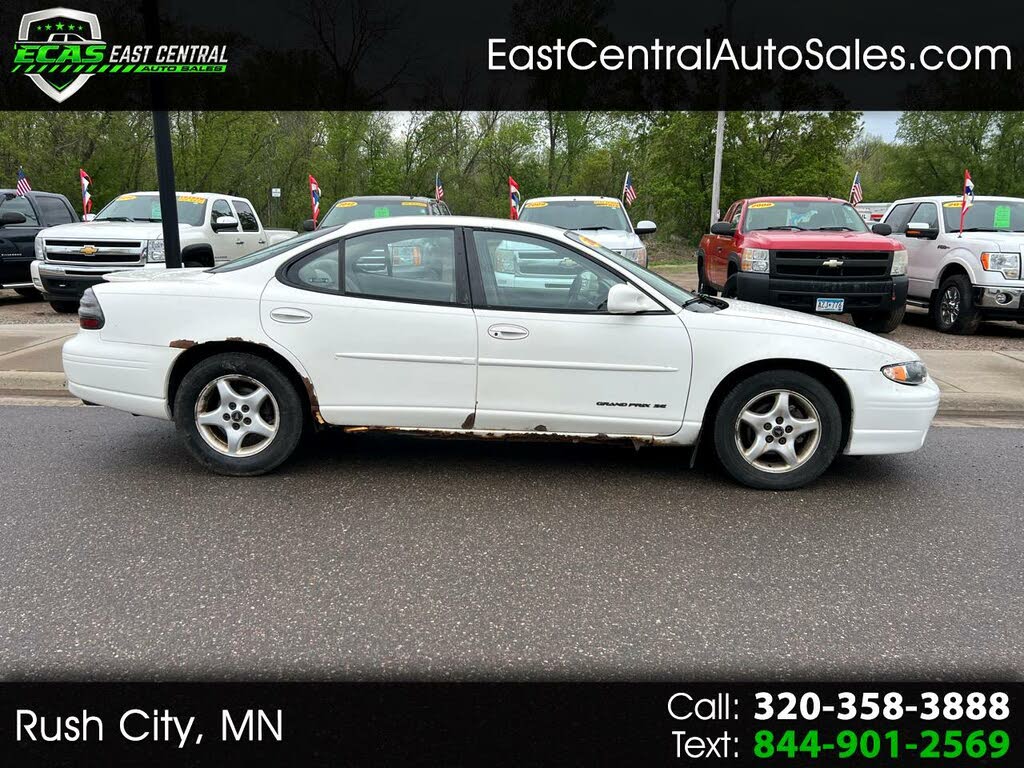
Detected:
left=994, top=205, right=1012, bottom=228
left=594, top=199, right=620, bottom=207
left=749, top=201, right=776, bottom=209
left=401, top=201, right=427, bottom=207
left=117, top=194, right=137, bottom=201
left=943, top=201, right=963, bottom=208
left=373, top=207, right=391, bottom=218
left=177, top=195, right=205, bottom=204
left=336, top=201, right=358, bottom=208
left=524, top=201, right=547, bottom=208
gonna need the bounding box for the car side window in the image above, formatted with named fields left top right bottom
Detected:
left=344, top=228, right=457, bottom=305
left=910, top=202, right=939, bottom=229
left=472, top=231, right=624, bottom=312
left=233, top=200, right=260, bottom=232
left=0, top=195, right=39, bottom=225
left=211, top=199, right=236, bottom=229
left=38, top=196, right=74, bottom=225
left=730, top=204, right=742, bottom=226
left=285, top=242, right=340, bottom=293
left=884, top=202, right=917, bottom=233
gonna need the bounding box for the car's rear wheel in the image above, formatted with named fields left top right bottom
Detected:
left=722, top=271, right=738, bottom=299
left=713, top=371, right=842, bottom=490
left=930, top=273, right=980, bottom=334
left=851, top=303, right=906, bottom=334
left=49, top=300, right=79, bottom=313
left=174, top=352, right=304, bottom=476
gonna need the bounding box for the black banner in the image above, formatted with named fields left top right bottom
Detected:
left=1, top=682, right=1020, bottom=766
left=0, top=0, right=1023, bottom=110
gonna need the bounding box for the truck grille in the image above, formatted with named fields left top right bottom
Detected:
left=773, top=250, right=891, bottom=279
left=44, top=239, right=145, bottom=265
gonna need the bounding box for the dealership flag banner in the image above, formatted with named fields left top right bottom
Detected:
left=435, top=172, right=444, bottom=201
left=623, top=171, right=637, bottom=206
left=960, top=169, right=975, bottom=235
left=849, top=171, right=863, bottom=205
left=509, top=176, right=520, bottom=219
left=15, top=166, right=31, bottom=196
left=308, top=175, right=321, bottom=226
left=80, top=168, right=93, bottom=216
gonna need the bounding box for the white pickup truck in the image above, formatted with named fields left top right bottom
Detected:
left=32, top=191, right=296, bottom=312
left=884, top=195, right=1024, bottom=333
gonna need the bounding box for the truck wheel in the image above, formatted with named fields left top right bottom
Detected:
left=930, top=274, right=980, bottom=334
left=173, top=352, right=304, bottom=476
left=713, top=370, right=842, bottom=490
left=14, top=287, right=40, bottom=299
left=722, top=273, right=738, bottom=298
left=851, top=303, right=906, bottom=334
left=49, top=300, right=79, bottom=313
left=697, top=256, right=717, bottom=296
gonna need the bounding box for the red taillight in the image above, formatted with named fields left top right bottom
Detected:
left=78, top=287, right=105, bottom=330
left=871, top=213, right=883, bottom=221
left=80, top=316, right=102, bottom=330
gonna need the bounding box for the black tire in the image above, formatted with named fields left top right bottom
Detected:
left=930, top=273, right=980, bottom=334
left=851, top=302, right=906, bottom=334
left=697, top=254, right=717, bottom=296
left=722, top=273, right=738, bottom=299
left=713, top=370, right=842, bottom=490
left=49, top=300, right=79, bottom=313
left=14, top=287, right=40, bottom=299
left=173, top=352, right=304, bottom=476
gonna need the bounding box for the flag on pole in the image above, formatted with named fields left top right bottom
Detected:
left=15, top=166, right=31, bottom=196
left=509, top=176, right=521, bottom=220
left=959, top=169, right=975, bottom=235
left=849, top=171, right=863, bottom=205
left=435, top=172, right=444, bottom=201
left=80, top=168, right=93, bottom=215
left=308, top=174, right=321, bottom=226
left=622, top=171, right=637, bottom=206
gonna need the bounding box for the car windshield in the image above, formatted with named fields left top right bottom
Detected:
left=518, top=200, right=631, bottom=231
left=941, top=199, right=1024, bottom=232
left=210, top=227, right=333, bottom=272
left=565, top=231, right=692, bottom=306
left=743, top=200, right=869, bottom=233
left=94, top=194, right=208, bottom=226
left=320, top=199, right=431, bottom=228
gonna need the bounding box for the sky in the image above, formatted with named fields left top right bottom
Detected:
left=862, top=112, right=901, bottom=142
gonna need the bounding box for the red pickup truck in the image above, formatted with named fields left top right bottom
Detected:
left=696, top=196, right=909, bottom=333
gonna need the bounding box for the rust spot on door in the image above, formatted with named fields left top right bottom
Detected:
left=301, top=376, right=325, bottom=424
left=169, top=339, right=195, bottom=349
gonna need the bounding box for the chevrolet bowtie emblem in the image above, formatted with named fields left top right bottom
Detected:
left=822, top=259, right=844, bottom=268
left=80, top=245, right=98, bottom=255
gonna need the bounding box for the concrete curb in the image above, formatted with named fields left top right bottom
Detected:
left=0, top=371, right=71, bottom=398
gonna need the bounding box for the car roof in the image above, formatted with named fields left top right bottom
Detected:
left=324, top=214, right=573, bottom=238
left=0, top=189, right=62, bottom=197
left=119, top=191, right=233, bottom=198
left=521, top=195, right=622, bottom=203
left=746, top=196, right=852, bottom=203
left=891, top=195, right=1024, bottom=203
left=332, top=195, right=438, bottom=204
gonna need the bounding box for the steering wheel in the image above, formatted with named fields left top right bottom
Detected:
left=565, top=273, right=583, bottom=308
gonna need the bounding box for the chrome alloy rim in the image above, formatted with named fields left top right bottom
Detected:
left=940, top=285, right=961, bottom=326
left=194, top=374, right=279, bottom=457
left=734, top=389, right=821, bottom=474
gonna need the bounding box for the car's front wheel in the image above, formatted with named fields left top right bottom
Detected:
left=851, top=303, right=906, bottom=334
left=697, top=255, right=717, bottom=296
left=14, top=287, right=40, bottom=299
left=930, top=273, right=980, bottom=334
left=713, top=370, right=842, bottom=490
left=174, top=352, right=304, bottom=476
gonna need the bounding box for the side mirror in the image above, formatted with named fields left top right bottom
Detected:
left=212, top=215, right=239, bottom=232
left=82, top=213, right=96, bottom=222
left=0, top=211, right=27, bottom=226
left=607, top=283, right=662, bottom=314
left=302, top=218, right=317, bottom=232
left=871, top=223, right=893, bottom=236
left=635, top=220, right=657, bottom=236
left=904, top=222, right=939, bottom=239
left=710, top=221, right=736, bottom=236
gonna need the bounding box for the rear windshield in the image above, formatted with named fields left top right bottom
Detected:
left=95, top=194, right=208, bottom=226
left=320, top=199, right=431, bottom=228
left=743, top=200, right=868, bottom=233
left=941, top=199, right=1024, bottom=232
left=518, top=200, right=631, bottom=232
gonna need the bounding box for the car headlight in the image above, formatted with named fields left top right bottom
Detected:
left=891, top=248, right=908, bottom=276
left=618, top=247, right=647, bottom=266
left=980, top=252, right=1020, bottom=280
left=882, top=361, right=928, bottom=385
left=740, top=247, right=769, bottom=273
left=146, top=239, right=165, bottom=263
left=34, top=236, right=45, bottom=260
left=493, top=249, right=516, bottom=274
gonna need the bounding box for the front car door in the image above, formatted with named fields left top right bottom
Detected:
left=708, top=201, right=741, bottom=286
left=467, top=228, right=691, bottom=436
left=231, top=199, right=267, bottom=255
left=261, top=226, right=477, bottom=429
left=885, top=201, right=932, bottom=299
left=210, top=198, right=246, bottom=263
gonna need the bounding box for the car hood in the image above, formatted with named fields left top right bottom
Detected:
left=956, top=232, right=1024, bottom=252
left=715, top=298, right=918, bottom=360
left=39, top=221, right=191, bottom=241
left=742, top=229, right=900, bottom=251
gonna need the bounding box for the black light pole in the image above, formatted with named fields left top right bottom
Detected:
left=143, top=0, right=182, bottom=269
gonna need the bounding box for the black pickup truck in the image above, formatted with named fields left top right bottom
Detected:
left=0, top=190, right=78, bottom=297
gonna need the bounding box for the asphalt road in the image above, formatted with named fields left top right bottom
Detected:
left=0, top=406, right=1021, bottom=681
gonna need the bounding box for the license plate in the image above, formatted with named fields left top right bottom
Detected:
left=815, top=297, right=845, bottom=313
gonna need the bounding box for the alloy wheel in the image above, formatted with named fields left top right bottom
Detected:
left=733, top=389, right=821, bottom=474
left=940, top=285, right=961, bottom=327
left=194, top=374, right=280, bottom=457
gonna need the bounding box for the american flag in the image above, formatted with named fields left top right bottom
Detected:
left=308, top=174, right=321, bottom=225
left=622, top=171, right=637, bottom=206
left=435, top=172, right=444, bottom=201
left=849, top=171, right=863, bottom=205
left=15, top=166, right=31, bottom=196
left=509, top=176, right=520, bottom=220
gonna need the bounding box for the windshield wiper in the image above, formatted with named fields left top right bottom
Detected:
left=681, top=293, right=728, bottom=309
left=960, top=227, right=999, bottom=232
left=812, top=226, right=856, bottom=231
left=96, top=216, right=135, bottom=222
left=576, top=226, right=613, bottom=231
left=757, top=225, right=807, bottom=231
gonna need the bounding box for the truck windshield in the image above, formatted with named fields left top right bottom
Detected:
left=94, top=194, right=208, bottom=226
left=942, top=199, right=1024, bottom=232
left=320, top=199, right=431, bottom=228
left=519, top=200, right=631, bottom=231
left=743, top=200, right=869, bottom=233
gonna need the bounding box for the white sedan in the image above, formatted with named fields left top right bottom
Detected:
left=63, top=216, right=940, bottom=490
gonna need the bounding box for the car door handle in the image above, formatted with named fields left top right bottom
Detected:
left=258, top=239, right=267, bottom=245
left=488, top=323, right=529, bottom=340
left=270, top=307, right=313, bottom=324
left=235, top=239, right=245, bottom=245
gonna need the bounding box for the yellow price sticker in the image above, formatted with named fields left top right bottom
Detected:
left=524, top=201, right=548, bottom=208
left=337, top=201, right=358, bottom=208
left=118, top=194, right=137, bottom=201
left=749, top=201, right=776, bottom=209
left=401, top=201, right=428, bottom=207
left=594, top=200, right=620, bottom=207
left=943, top=201, right=963, bottom=208
left=177, top=195, right=206, bottom=204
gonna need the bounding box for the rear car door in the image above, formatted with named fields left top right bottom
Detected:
left=0, top=193, right=43, bottom=286
left=231, top=199, right=267, bottom=255
left=468, top=228, right=691, bottom=435
left=261, top=226, right=477, bottom=428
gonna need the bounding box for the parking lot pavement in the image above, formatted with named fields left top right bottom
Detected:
left=0, top=405, right=1020, bottom=681
left=0, top=289, right=75, bottom=325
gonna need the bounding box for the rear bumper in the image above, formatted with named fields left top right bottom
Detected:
left=838, top=370, right=940, bottom=455
left=736, top=272, right=908, bottom=313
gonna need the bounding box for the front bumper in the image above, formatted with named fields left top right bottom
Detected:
left=736, top=272, right=909, bottom=314
left=975, top=286, right=1024, bottom=318
left=838, top=369, right=940, bottom=455
left=37, top=261, right=146, bottom=301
